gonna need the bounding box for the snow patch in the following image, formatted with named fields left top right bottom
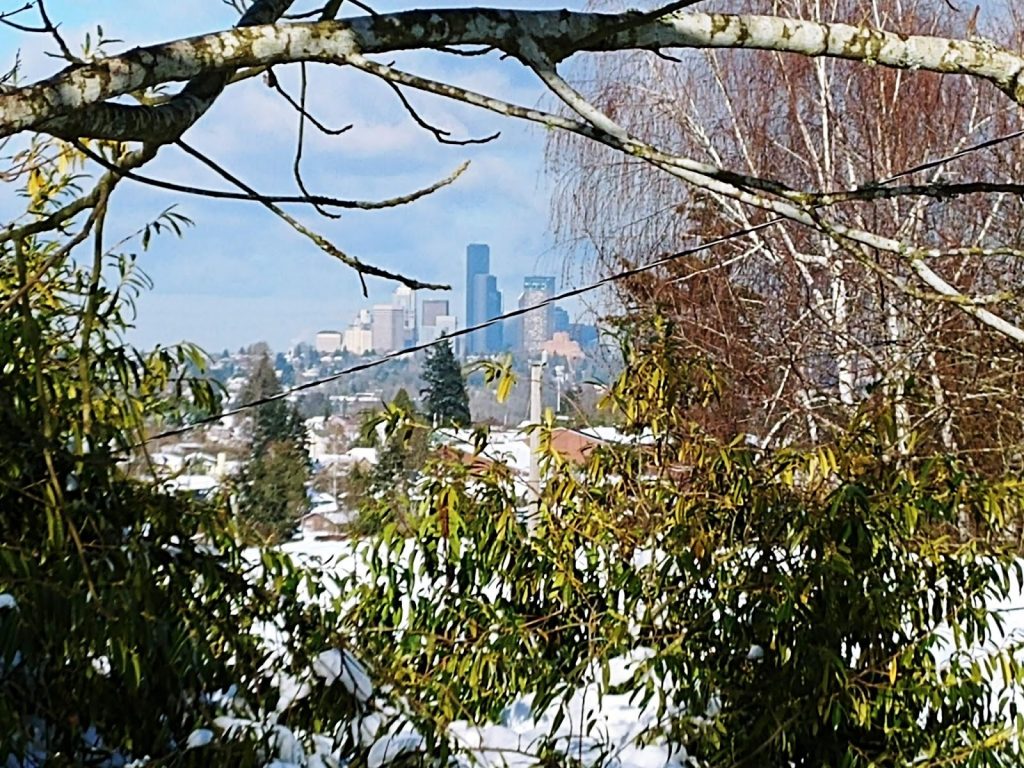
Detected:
left=367, top=733, right=424, bottom=768
left=313, top=649, right=373, bottom=702
left=186, top=728, right=214, bottom=749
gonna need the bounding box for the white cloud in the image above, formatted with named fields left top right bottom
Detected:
left=5, top=0, right=587, bottom=351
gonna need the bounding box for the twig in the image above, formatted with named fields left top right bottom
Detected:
left=37, top=0, right=83, bottom=65
left=382, top=78, right=500, bottom=146
left=291, top=63, right=343, bottom=219
left=175, top=138, right=450, bottom=293
left=72, top=138, right=466, bottom=211
left=269, top=70, right=353, bottom=136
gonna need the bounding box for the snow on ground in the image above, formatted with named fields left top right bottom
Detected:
left=197, top=533, right=1024, bottom=768
left=218, top=533, right=691, bottom=768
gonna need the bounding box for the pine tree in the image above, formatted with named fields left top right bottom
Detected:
left=237, top=353, right=310, bottom=543
left=421, top=338, right=471, bottom=428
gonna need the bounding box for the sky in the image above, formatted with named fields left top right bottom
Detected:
left=1, top=0, right=597, bottom=352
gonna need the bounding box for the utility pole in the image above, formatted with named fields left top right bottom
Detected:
left=527, top=355, right=546, bottom=530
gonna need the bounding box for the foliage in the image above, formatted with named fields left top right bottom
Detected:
left=236, top=440, right=311, bottom=543
left=0, top=176, right=357, bottom=763
left=421, top=337, right=471, bottom=428
left=353, top=389, right=430, bottom=536
left=343, top=315, right=1024, bottom=768
left=547, top=0, right=1024, bottom=460
left=236, top=353, right=311, bottom=543
left=340, top=461, right=376, bottom=536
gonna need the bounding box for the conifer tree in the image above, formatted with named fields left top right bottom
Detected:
left=421, top=338, right=471, bottom=428
left=237, top=353, right=310, bottom=542
left=356, top=388, right=429, bottom=533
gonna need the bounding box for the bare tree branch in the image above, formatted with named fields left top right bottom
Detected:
left=5, top=10, right=1024, bottom=142
left=174, top=138, right=452, bottom=292
left=72, top=138, right=469, bottom=211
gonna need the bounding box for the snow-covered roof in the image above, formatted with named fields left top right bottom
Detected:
left=344, top=447, right=378, bottom=465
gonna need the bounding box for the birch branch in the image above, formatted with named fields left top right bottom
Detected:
left=4, top=9, right=1023, bottom=141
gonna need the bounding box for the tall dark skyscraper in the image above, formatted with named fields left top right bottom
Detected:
left=465, top=244, right=489, bottom=355
left=465, top=244, right=503, bottom=355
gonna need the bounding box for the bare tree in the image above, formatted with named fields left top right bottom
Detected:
left=5, top=0, right=1024, bottom=449
left=548, top=0, right=1024, bottom=465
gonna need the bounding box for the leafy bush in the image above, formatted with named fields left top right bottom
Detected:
left=343, top=318, right=1024, bottom=767
left=0, top=154, right=355, bottom=764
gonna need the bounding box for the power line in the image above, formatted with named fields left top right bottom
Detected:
left=141, top=217, right=780, bottom=445
left=877, top=129, right=1024, bottom=185
left=139, top=127, right=1024, bottom=445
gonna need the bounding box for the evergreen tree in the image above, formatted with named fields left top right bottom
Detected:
left=421, top=338, right=471, bottom=428
left=239, top=352, right=279, bottom=403
left=274, top=351, right=295, bottom=387
left=237, top=353, right=310, bottom=543
left=371, top=389, right=429, bottom=492
left=359, top=389, right=430, bottom=534
left=237, top=440, right=310, bottom=542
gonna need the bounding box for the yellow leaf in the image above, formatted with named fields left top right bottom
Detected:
left=27, top=169, right=42, bottom=199
left=497, top=373, right=513, bottom=404
left=888, top=657, right=897, bottom=685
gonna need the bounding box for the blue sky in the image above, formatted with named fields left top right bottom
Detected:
left=3, top=1, right=591, bottom=352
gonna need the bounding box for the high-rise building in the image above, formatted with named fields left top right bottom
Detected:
left=474, top=273, right=503, bottom=353
left=371, top=304, right=405, bottom=353
left=422, top=299, right=449, bottom=328
left=569, top=322, right=600, bottom=349
left=464, top=244, right=504, bottom=355
left=314, top=331, right=343, bottom=355
left=342, top=326, right=373, bottom=355
left=422, top=313, right=458, bottom=345
left=553, top=306, right=570, bottom=334
left=521, top=275, right=556, bottom=355
left=420, top=299, right=452, bottom=345
left=435, top=314, right=457, bottom=338
left=393, top=285, right=416, bottom=345
left=465, top=243, right=490, bottom=355
left=503, top=315, right=523, bottom=354
left=341, top=310, right=373, bottom=355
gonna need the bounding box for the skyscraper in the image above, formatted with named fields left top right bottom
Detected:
left=371, top=305, right=405, bottom=353
left=487, top=284, right=503, bottom=353
left=421, top=299, right=452, bottom=345
left=392, top=285, right=416, bottom=345
left=553, top=306, right=570, bottom=334
left=422, top=299, right=449, bottom=328
left=465, top=244, right=503, bottom=355
left=521, top=275, right=556, bottom=355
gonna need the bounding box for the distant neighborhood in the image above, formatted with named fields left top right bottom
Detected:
left=142, top=243, right=619, bottom=538
left=144, top=344, right=633, bottom=539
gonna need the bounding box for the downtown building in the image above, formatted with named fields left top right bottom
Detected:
left=420, top=299, right=457, bottom=345
left=464, top=243, right=503, bottom=356
left=371, top=304, right=406, bottom=353
left=393, top=285, right=417, bottom=346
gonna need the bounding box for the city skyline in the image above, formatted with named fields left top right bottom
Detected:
left=36, top=0, right=566, bottom=355
left=307, top=243, right=594, bottom=359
